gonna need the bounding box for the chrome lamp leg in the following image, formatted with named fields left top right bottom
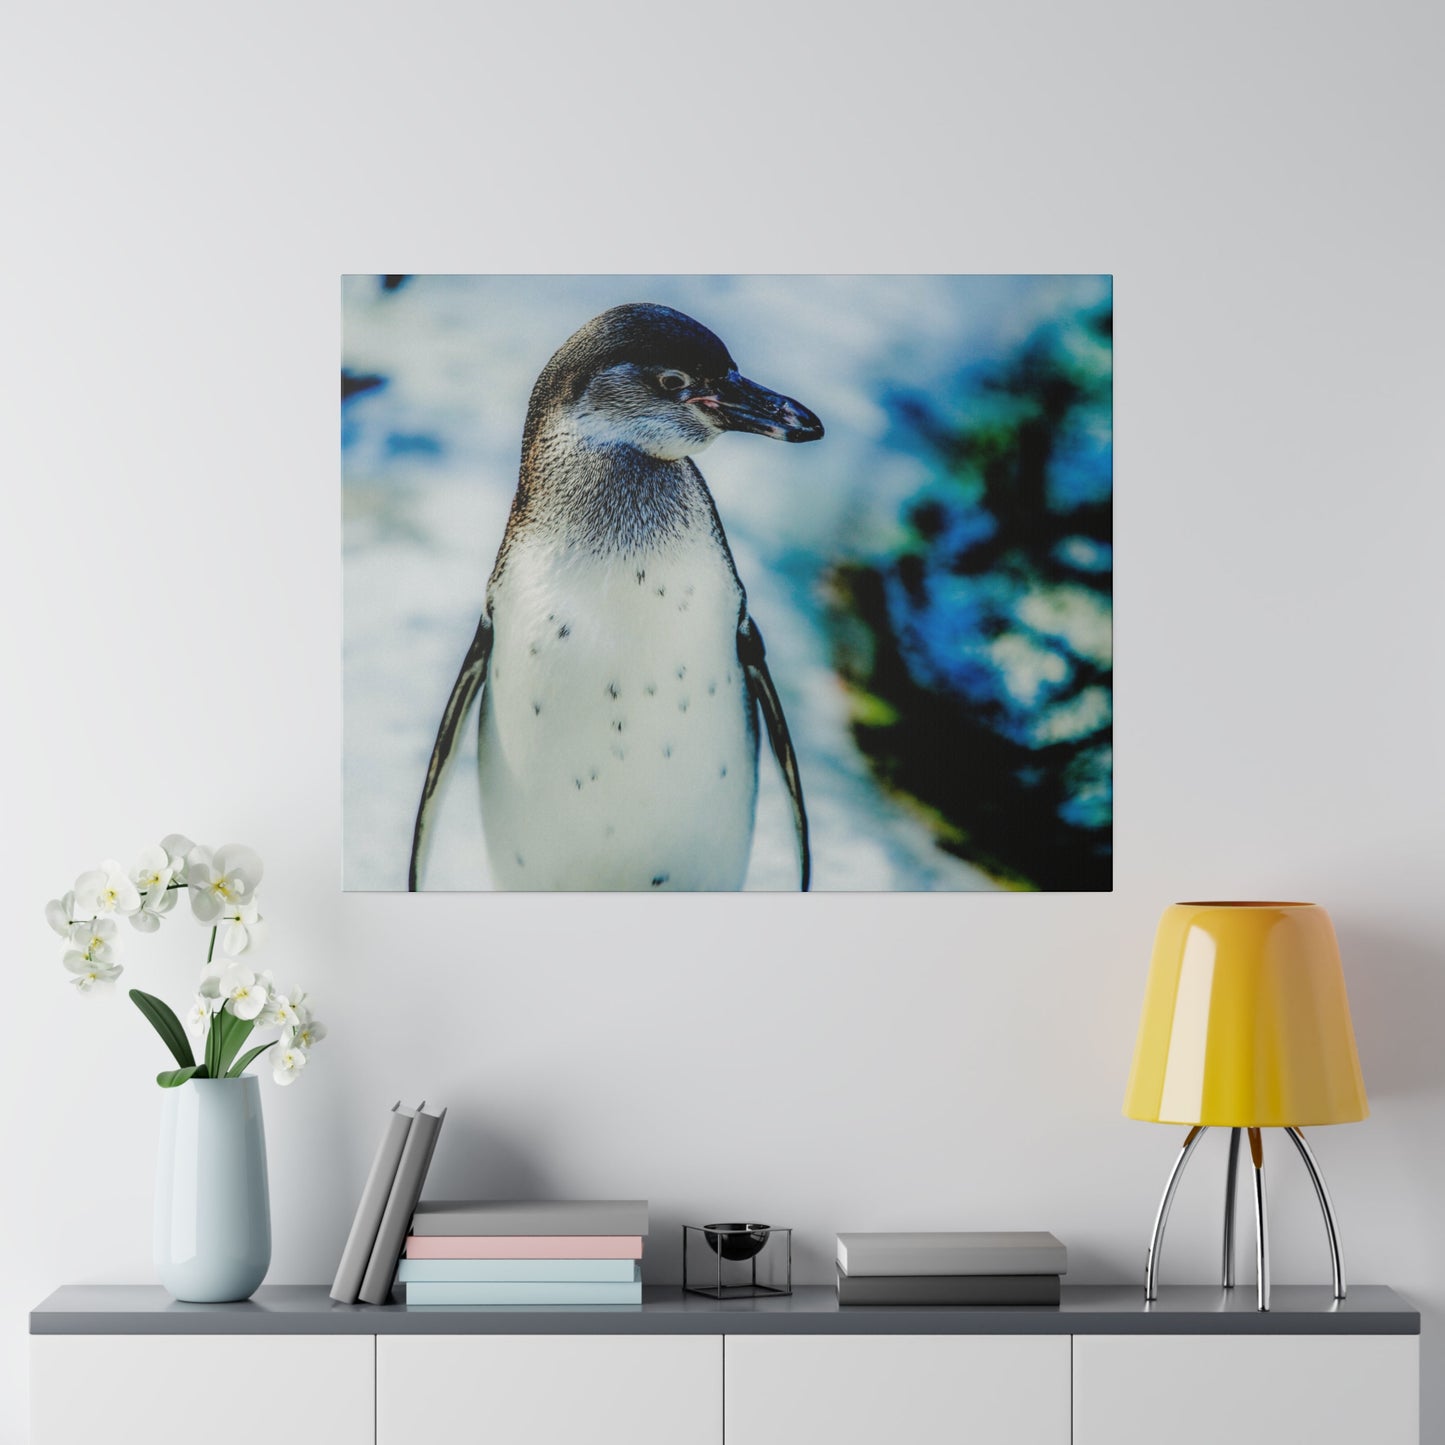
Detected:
left=1222, top=1127, right=1241, bottom=1288
left=1249, top=1127, right=1270, bottom=1312
left=1285, top=1126, right=1347, bottom=1299
left=1145, top=1125, right=1207, bottom=1301
left=1147, top=1123, right=1340, bottom=1312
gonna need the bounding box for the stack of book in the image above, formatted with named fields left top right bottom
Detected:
left=332, top=1101, right=448, bottom=1306
left=398, top=1200, right=648, bottom=1305
left=834, top=1231, right=1066, bottom=1305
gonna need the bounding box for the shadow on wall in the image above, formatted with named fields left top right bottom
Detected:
left=1336, top=918, right=1445, bottom=1102
left=422, top=1114, right=563, bottom=1201
left=1333, top=915, right=1445, bottom=1439
left=1058, top=1241, right=1131, bottom=1287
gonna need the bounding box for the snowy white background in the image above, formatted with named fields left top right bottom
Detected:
left=3, top=3, right=1443, bottom=1442
left=343, top=274, right=1106, bottom=891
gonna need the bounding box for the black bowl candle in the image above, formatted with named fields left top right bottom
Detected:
left=702, top=1223, right=772, bottom=1262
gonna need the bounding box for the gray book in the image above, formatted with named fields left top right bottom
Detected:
left=836, top=1231, right=1066, bottom=1277
left=410, top=1199, right=649, bottom=1237
left=330, top=1101, right=420, bottom=1304
left=836, top=1267, right=1061, bottom=1306
left=358, top=1105, right=447, bottom=1305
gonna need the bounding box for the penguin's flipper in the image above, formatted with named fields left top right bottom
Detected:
left=738, top=615, right=811, bottom=891
left=408, top=612, right=493, bottom=891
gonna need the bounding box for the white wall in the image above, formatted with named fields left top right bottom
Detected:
left=3, top=1, right=1442, bottom=1440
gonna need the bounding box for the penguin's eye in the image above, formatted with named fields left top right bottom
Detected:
left=657, top=371, right=689, bottom=395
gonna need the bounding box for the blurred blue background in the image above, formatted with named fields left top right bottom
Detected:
left=342, top=275, right=1112, bottom=891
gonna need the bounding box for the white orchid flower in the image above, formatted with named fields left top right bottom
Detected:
left=67, top=917, right=119, bottom=964
left=258, top=979, right=295, bottom=1029
left=185, top=996, right=214, bottom=1036
left=64, top=886, right=96, bottom=924
left=218, top=900, right=266, bottom=957
left=290, top=1016, right=327, bottom=1051
left=65, top=955, right=123, bottom=991
left=46, top=892, right=77, bottom=938
left=184, top=845, right=219, bottom=920
left=131, top=844, right=174, bottom=897
left=272, top=1045, right=307, bottom=1086
left=161, top=834, right=195, bottom=882
left=73, top=860, right=141, bottom=918
left=216, top=962, right=269, bottom=1021
left=52, top=834, right=324, bottom=1079
left=187, top=844, right=263, bottom=924
left=127, top=845, right=178, bottom=932
left=130, top=880, right=180, bottom=933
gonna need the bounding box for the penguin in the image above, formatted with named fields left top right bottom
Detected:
left=408, top=302, right=823, bottom=892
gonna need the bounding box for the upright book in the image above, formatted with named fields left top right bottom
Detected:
left=358, top=1103, right=446, bottom=1305
left=330, top=1101, right=420, bottom=1304
left=836, top=1231, right=1067, bottom=1277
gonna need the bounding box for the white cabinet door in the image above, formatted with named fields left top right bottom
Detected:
left=377, top=1334, right=721, bottom=1445
left=1073, top=1334, right=1419, bottom=1445
left=725, top=1334, right=1071, bottom=1445
left=32, top=1334, right=375, bottom=1445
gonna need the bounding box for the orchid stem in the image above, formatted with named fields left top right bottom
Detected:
left=206, top=927, right=216, bottom=964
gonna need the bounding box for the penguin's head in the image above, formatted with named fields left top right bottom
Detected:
left=534, top=303, right=824, bottom=462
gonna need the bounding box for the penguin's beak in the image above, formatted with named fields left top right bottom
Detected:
left=696, top=371, right=824, bottom=443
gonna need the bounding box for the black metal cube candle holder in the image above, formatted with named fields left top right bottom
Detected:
left=683, top=1223, right=792, bottom=1299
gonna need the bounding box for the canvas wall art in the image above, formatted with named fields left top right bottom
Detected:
left=342, top=275, right=1112, bottom=892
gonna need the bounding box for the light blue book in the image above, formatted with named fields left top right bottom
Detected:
left=397, top=1259, right=640, bottom=1284
left=404, top=1279, right=643, bottom=1306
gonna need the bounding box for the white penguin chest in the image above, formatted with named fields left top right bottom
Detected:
left=477, top=535, right=759, bottom=889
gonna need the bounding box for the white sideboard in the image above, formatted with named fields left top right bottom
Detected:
left=725, top=1334, right=1070, bottom=1445
left=1074, top=1333, right=1419, bottom=1445
left=377, top=1335, right=721, bottom=1445
left=31, top=1335, right=374, bottom=1445
left=30, top=1284, right=1421, bottom=1445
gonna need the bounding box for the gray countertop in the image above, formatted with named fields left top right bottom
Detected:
left=31, top=1284, right=1419, bottom=1336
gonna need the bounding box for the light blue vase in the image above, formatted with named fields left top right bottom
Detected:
left=154, top=1076, right=271, bottom=1302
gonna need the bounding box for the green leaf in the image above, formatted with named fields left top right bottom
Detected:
left=216, top=1010, right=255, bottom=1078
left=157, top=1065, right=202, bottom=1088
left=227, top=1040, right=277, bottom=1078
left=205, top=1009, right=223, bottom=1079
left=130, top=990, right=195, bottom=1071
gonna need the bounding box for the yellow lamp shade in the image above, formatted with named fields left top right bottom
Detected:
left=1124, top=901, right=1368, bottom=1127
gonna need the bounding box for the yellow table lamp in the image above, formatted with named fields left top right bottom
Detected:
left=1124, top=901, right=1368, bottom=1311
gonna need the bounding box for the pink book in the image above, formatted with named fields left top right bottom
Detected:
left=404, top=1235, right=644, bottom=1260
